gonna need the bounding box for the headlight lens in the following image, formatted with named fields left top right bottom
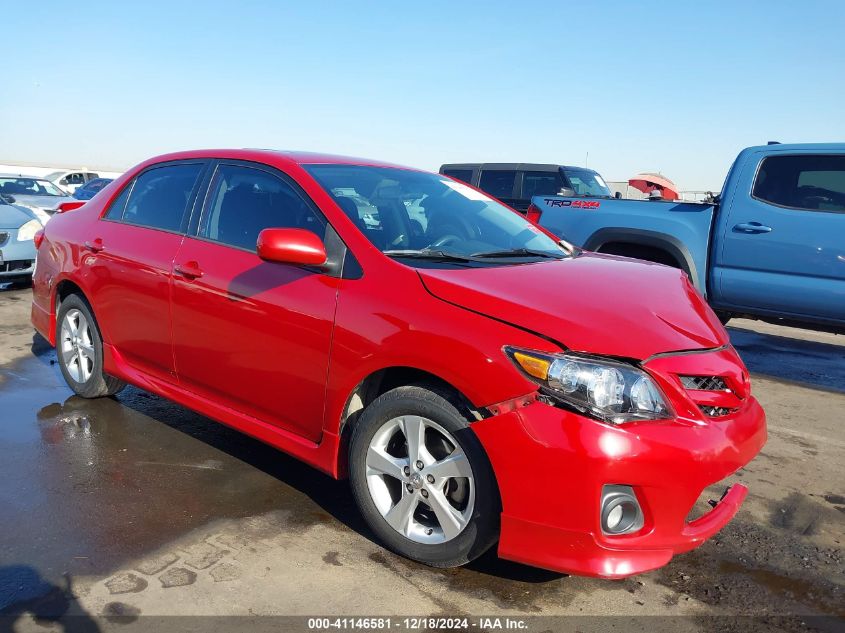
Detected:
left=17, top=203, right=51, bottom=225
left=506, top=347, right=673, bottom=424
left=17, top=219, right=43, bottom=241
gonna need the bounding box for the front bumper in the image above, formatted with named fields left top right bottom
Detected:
left=0, top=238, right=37, bottom=279
left=472, top=393, right=766, bottom=578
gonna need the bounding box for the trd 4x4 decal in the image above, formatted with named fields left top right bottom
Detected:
left=543, top=198, right=601, bottom=210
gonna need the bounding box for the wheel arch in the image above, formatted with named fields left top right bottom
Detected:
left=53, top=277, right=110, bottom=345
left=333, top=365, right=486, bottom=477
left=585, top=228, right=704, bottom=292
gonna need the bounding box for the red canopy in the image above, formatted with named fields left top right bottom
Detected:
left=628, top=173, right=679, bottom=201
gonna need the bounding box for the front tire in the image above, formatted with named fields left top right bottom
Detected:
left=56, top=294, right=126, bottom=398
left=349, top=385, right=499, bottom=568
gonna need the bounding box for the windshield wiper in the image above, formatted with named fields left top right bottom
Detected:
left=383, top=249, right=474, bottom=262
left=470, top=248, right=565, bottom=259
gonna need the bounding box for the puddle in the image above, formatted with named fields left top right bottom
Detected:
left=0, top=352, right=361, bottom=587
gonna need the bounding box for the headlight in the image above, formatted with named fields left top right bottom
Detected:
left=505, top=347, right=673, bottom=424
left=17, top=219, right=43, bottom=242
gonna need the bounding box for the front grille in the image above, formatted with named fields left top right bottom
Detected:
left=680, top=375, right=728, bottom=391
left=1, top=259, right=33, bottom=272
left=699, top=405, right=736, bottom=417
left=0, top=232, right=8, bottom=245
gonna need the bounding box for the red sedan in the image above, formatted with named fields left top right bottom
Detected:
left=30, top=150, right=766, bottom=578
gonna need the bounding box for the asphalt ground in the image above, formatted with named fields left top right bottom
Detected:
left=0, top=286, right=842, bottom=632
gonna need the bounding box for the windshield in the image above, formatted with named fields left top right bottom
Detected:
left=0, top=177, right=67, bottom=197
left=562, top=168, right=612, bottom=197
left=305, top=165, right=565, bottom=263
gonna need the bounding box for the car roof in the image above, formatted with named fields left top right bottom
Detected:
left=134, top=149, right=417, bottom=171
left=440, top=163, right=596, bottom=172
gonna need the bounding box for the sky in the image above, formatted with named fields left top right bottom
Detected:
left=3, top=1, right=844, bottom=191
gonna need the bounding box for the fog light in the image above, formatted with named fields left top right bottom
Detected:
left=601, top=485, right=644, bottom=535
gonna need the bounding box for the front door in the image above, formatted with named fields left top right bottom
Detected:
left=716, top=151, right=845, bottom=324
left=170, top=162, right=339, bottom=442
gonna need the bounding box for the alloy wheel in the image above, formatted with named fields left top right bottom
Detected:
left=365, top=415, right=475, bottom=544
left=60, top=308, right=95, bottom=383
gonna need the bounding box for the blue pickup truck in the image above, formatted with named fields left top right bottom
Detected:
left=527, top=143, right=845, bottom=331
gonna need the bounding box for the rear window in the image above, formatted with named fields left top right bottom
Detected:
left=478, top=170, right=516, bottom=199
left=442, top=169, right=473, bottom=184
left=752, top=154, right=845, bottom=212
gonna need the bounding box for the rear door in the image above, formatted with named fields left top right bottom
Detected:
left=169, top=161, right=340, bottom=442
left=715, top=150, right=845, bottom=323
left=86, top=161, right=208, bottom=381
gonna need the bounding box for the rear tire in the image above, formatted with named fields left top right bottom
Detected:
left=56, top=294, right=126, bottom=398
left=349, top=385, right=499, bottom=568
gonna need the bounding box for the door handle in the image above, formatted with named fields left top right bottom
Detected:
left=174, top=261, right=203, bottom=279
left=733, top=222, right=773, bottom=234
left=83, top=238, right=104, bottom=253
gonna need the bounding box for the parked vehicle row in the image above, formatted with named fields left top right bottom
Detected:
left=30, top=149, right=765, bottom=578
left=440, top=162, right=615, bottom=211
left=44, top=170, right=102, bottom=194
left=0, top=174, right=76, bottom=224
left=522, top=143, right=845, bottom=333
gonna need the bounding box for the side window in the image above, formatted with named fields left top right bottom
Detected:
left=118, top=163, right=204, bottom=231
left=522, top=171, right=563, bottom=198
left=104, top=181, right=133, bottom=220
left=478, top=170, right=516, bottom=199
left=442, top=169, right=473, bottom=184
left=67, top=173, right=84, bottom=185
left=752, top=154, right=845, bottom=212
left=198, top=164, right=325, bottom=252
left=87, top=172, right=99, bottom=180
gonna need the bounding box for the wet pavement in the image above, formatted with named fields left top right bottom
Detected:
left=0, top=288, right=843, bottom=631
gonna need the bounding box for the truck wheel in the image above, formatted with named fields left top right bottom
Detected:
left=349, top=385, right=499, bottom=568
left=56, top=294, right=127, bottom=398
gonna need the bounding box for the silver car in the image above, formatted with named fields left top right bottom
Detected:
left=0, top=197, right=41, bottom=284
left=0, top=173, right=76, bottom=224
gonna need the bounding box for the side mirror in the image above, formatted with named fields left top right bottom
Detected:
left=0, top=194, right=14, bottom=204
left=60, top=178, right=68, bottom=185
left=615, top=191, right=622, bottom=199
left=257, top=228, right=327, bottom=267
left=558, top=187, right=576, bottom=197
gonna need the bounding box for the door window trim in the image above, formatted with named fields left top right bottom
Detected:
left=185, top=158, right=360, bottom=279
left=98, top=159, right=210, bottom=235
left=188, top=159, right=329, bottom=254
left=750, top=153, right=845, bottom=215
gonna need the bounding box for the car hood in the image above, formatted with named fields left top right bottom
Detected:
left=10, top=194, right=75, bottom=210
left=417, top=252, right=728, bottom=360
left=0, top=204, right=38, bottom=229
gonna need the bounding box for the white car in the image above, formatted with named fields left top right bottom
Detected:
left=44, top=170, right=101, bottom=194
left=0, top=174, right=76, bottom=223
